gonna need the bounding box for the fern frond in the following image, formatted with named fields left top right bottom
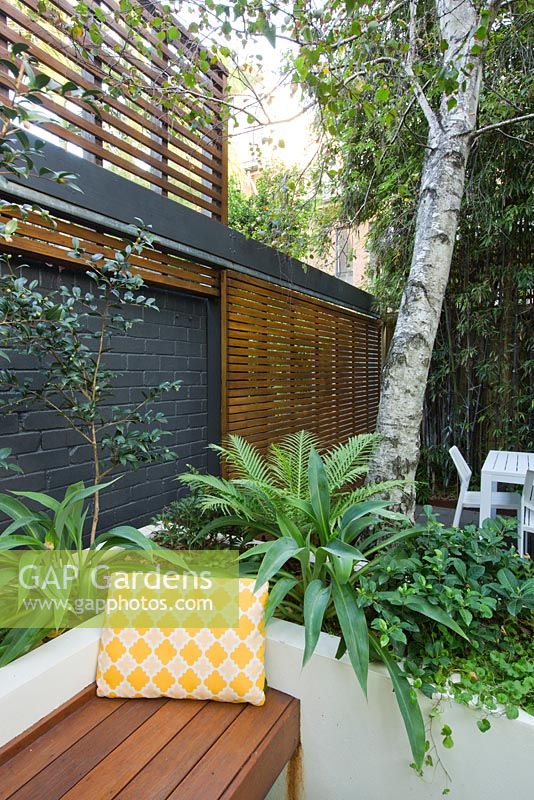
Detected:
left=179, top=472, right=255, bottom=516
left=230, top=479, right=281, bottom=517
left=323, top=433, right=380, bottom=491
left=196, top=494, right=259, bottom=520
left=268, top=430, right=320, bottom=497
left=267, top=445, right=292, bottom=490
left=332, top=480, right=407, bottom=518
left=211, top=435, right=272, bottom=485
left=179, top=472, right=231, bottom=493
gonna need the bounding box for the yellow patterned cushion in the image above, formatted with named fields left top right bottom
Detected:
left=96, top=577, right=267, bottom=706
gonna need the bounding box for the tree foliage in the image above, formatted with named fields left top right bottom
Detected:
left=328, top=16, right=534, bottom=494
left=170, top=0, right=532, bottom=503
left=4, top=3, right=532, bottom=499
left=228, top=166, right=322, bottom=261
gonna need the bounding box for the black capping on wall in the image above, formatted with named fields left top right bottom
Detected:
left=4, top=136, right=376, bottom=317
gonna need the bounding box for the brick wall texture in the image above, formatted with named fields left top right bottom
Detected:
left=0, top=262, right=210, bottom=532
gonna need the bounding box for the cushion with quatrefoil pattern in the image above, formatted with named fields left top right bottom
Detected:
left=96, top=578, right=268, bottom=706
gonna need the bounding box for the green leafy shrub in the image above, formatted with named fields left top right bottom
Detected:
left=0, top=481, right=156, bottom=665
left=364, top=512, right=534, bottom=721
left=228, top=169, right=319, bottom=262
left=451, top=639, right=534, bottom=722
left=366, top=513, right=533, bottom=656
left=180, top=434, right=534, bottom=768
left=152, top=485, right=246, bottom=551
left=185, top=434, right=450, bottom=771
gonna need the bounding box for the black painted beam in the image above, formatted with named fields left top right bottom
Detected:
left=206, top=295, right=222, bottom=469
left=4, top=136, right=376, bottom=316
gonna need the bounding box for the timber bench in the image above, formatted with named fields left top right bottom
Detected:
left=0, top=685, right=300, bottom=800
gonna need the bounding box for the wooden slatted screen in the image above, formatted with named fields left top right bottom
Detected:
left=0, top=0, right=227, bottom=220
left=221, top=271, right=381, bottom=450
left=0, top=206, right=220, bottom=296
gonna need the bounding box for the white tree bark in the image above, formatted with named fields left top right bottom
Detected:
left=367, top=0, right=498, bottom=512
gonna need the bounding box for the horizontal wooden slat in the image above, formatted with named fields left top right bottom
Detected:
left=165, top=691, right=296, bottom=799
left=59, top=700, right=208, bottom=799
left=0, top=696, right=126, bottom=797
left=0, top=25, right=221, bottom=170
left=0, top=207, right=220, bottom=297
left=218, top=699, right=300, bottom=800
left=5, top=698, right=168, bottom=800
left=0, top=0, right=227, bottom=220
left=222, top=272, right=381, bottom=456
left=0, top=686, right=299, bottom=800
left=0, top=685, right=96, bottom=767
left=114, top=701, right=244, bottom=800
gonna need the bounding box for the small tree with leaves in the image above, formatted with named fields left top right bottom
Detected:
left=0, top=233, right=182, bottom=543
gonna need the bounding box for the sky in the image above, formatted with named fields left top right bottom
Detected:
left=214, top=17, right=320, bottom=177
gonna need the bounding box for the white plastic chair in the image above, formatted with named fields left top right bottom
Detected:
left=519, top=470, right=534, bottom=556
left=449, top=446, right=520, bottom=528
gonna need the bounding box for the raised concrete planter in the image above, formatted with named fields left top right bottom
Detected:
left=265, top=618, right=533, bottom=800
left=0, top=624, right=101, bottom=746
left=1, top=613, right=531, bottom=800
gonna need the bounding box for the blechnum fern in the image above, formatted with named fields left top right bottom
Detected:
left=179, top=431, right=404, bottom=533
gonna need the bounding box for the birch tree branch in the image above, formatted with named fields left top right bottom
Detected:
left=403, top=0, right=440, bottom=134
left=473, top=112, right=534, bottom=138
left=332, top=2, right=408, bottom=49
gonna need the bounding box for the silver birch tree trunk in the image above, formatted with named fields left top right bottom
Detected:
left=367, top=0, right=499, bottom=512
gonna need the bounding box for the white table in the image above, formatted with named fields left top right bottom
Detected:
left=479, top=450, right=534, bottom=526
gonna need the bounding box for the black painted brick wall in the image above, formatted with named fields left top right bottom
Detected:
left=0, top=262, right=210, bottom=531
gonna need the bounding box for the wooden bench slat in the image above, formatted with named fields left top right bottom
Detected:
left=6, top=698, right=168, bottom=800
left=166, top=691, right=294, bottom=800
left=0, top=696, right=125, bottom=800
left=219, top=699, right=301, bottom=800
left=60, top=699, right=207, bottom=800
left=0, top=685, right=96, bottom=766
left=115, top=701, right=246, bottom=800
left=0, top=686, right=300, bottom=800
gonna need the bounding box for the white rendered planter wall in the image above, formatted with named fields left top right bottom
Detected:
left=265, top=619, right=533, bottom=800
left=0, top=523, right=157, bottom=747
left=1, top=615, right=532, bottom=800
left=0, top=625, right=101, bottom=746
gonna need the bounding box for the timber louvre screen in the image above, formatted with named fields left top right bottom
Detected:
left=0, top=206, right=220, bottom=297
left=222, top=271, right=380, bottom=451
left=2, top=200, right=381, bottom=455
left=0, top=0, right=227, bottom=220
